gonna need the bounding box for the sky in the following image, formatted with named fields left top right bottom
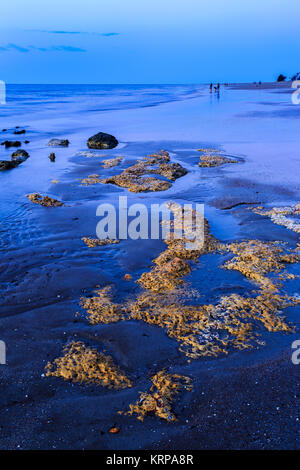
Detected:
left=0, top=0, right=299, bottom=84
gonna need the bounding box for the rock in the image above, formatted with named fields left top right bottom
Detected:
left=1, top=140, right=21, bottom=148
left=277, top=74, right=286, bottom=82
left=87, top=132, right=118, bottom=149
left=2, top=129, right=7, bottom=132
left=49, top=153, right=56, bottom=162
left=0, top=160, right=18, bottom=171
left=14, top=129, right=26, bottom=135
left=24, top=140, right=30, bottom=144
left=11, top=149, right=29, bottom=163
left=291, top=72, right=300, bottom=81
left=48, top=139, right=69, bottom=147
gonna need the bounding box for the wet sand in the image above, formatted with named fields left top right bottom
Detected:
left=0, top=82, right=299, bottom=449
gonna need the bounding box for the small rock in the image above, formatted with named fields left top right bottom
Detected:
left=11, top=149, right=29, bottom=163
left=87, top=132, right=118, bottom=149
left=14, top=129, right=26, bottom=135
left=123, top=274, right=132, bottom=281
left=24, top=140, right=30, bottom=144
left=109, top=426, right=120, bottom=434
left=48, top=139, right=69, bottom=147
left=49, top=153, right=56, bottom=162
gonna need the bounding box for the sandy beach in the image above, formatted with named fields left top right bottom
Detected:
left=0, top=82, right=300, bottom=450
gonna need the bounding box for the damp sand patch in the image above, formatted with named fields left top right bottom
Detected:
left=27, top=193, right=64, bottom=207
left=119, top=370, right=192, bottom=422
left=46, top=340, right=131, bottom=389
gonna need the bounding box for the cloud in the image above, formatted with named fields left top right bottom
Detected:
left=0, top=43, right=30, bottom=52
left=0, top=44, right=86, bottom=53
left=101, top=33, right=119, bottom=37
left=27, top=29, right=120, bottom=37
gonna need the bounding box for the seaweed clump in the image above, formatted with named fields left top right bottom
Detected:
left=46, top=341, right=132, bottom=389
left=252, top=204, right=300, bottom=234
left=80, top=174, right=101, bottom=186
left=137, top=202, right=219, bottom=292
left=82, top=237, right=119, bottom=248
left=101, top=151, right=187, bottom=193
left=27, top=193, right=64, bottom=207
left=223, top=240, right=299, bottom=291
left=120, top=370, right=192, bottom=422
left=80, top=286, right=125, bottom=324
left=102, top=157, right=123, bottom=168
left=198, top=150, right=238, bottom=168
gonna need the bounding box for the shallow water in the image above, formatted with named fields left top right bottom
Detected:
left=0, top=83, right=299, bottom=449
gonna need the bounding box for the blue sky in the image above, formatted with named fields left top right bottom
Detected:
left=0, top=0, right=299, bottom=83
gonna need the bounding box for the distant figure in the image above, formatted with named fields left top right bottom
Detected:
left=209, top=83, right=213, bottom=92
left=217, top=83, right=220, bottom=90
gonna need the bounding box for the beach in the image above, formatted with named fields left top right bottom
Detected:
left=0, top=82, right=300, bottom=449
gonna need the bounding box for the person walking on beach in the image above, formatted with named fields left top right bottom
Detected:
left=209, top=83, right=213, bottom=92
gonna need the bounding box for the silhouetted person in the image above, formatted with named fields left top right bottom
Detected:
left=209, top=83, right=213, bottom=92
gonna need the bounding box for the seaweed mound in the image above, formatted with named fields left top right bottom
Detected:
left=198, top=151, right=238, bottom=167
left=101, top=151, right=187, bottom=193
left=46, top=341, right=132, bottom=388
left=121, top=371, right=192, bottom=422
left=80, top=286, right=125, bottom=324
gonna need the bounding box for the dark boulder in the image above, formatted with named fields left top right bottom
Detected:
left=48, top=138, right=69, bottom=147
left=277, top=74, right=286, bottom=82
left=49, top=153, right=56, bottom=162
left=14, top=129, right=26, bottom=135
left=11, top=149, right=29, bottom=163
left=1, top=140, right=22, bottom=148
left=87, top=132, right=118, bottom=149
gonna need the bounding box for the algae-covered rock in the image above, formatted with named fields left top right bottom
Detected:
left=48, top=138, right=69, bottom=147
left=87, top=132, right=118, bottom=149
